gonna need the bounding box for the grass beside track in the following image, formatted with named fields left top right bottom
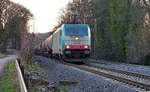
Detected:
left=0, top=60, right=19, bottom=92
left=22, top=62, right=48, bottom=92
left=0, top=55, right=6, bottom=59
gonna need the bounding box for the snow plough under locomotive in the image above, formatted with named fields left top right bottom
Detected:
left=35, top=24, right=91, bottom=62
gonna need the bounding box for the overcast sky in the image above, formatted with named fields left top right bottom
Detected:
left=10, top=0, right=70, bottom=33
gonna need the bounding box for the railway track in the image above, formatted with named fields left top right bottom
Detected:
left=86, top=63, right=150, bottom=80
left=58, top=61, right=150, bottom=91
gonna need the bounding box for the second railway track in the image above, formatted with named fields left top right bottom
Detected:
left=85, top=63, right=150, bottom=80
left=57, top=60, right=150, bottom=91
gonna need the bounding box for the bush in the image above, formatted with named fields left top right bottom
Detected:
left=20, top=48, right=34, bottom=65
left=141, top=54, right=150, bottom=66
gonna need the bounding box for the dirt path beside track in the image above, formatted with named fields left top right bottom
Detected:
left=0, top=55, right=17, bottom=75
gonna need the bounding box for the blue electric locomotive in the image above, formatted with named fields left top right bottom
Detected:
left=36, top=24, right=91, bottom=62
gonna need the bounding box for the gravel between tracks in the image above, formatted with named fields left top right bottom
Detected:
left=36, top=56, right=140, bottom=92
left=87, top=59, right=150, bottom=75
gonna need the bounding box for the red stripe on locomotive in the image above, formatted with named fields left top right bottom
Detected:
left=65, top=45, right=90, bottom=49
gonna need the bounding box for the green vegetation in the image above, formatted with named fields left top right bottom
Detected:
left=58, top=80, right=79, bottom=92
left=0, top=60, right=19, bottom=92
left=23, top=62, right=48, bottom=92
left=59, top=80, right=79, bottom=85
left=93, top=0, right=149, bottom=63
left=108, top=0, right=130, bottom=61
left=22, top=62, right=47, bottom=76
left=0, top=55, right=6, bottom=59
left=58, top=87, right=68, bottom=92
left=142, top=54, right=150, bottom=66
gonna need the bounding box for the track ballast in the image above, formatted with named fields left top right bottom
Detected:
left=57, top=60, right=150, bottom=91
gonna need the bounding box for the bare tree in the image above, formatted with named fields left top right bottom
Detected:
left=52, top=0, right=94, bottom=32
left=0, top=0, right=33, bottom=52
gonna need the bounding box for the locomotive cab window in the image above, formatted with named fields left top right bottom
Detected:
left=65, top=27, right=88, bottom=36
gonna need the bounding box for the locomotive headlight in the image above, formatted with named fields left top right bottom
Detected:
left=66, top=45, right=70, bottom=49
left=75, top=37, right=79, bottom=40
left=84, top=45, right=89, bottom=49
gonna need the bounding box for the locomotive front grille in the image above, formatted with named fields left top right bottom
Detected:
left=64, top=49, right=90, bottom=58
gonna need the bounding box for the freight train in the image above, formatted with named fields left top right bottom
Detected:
left=34, top=24, right=91, bottom=62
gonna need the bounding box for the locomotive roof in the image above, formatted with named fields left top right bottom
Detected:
left=61, top=24, right=89, bottom=29
left=63, top=24, right=89, bottom=26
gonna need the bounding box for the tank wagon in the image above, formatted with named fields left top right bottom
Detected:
left=35, top=24, right=91, bottom=62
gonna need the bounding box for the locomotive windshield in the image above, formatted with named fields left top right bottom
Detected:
left=65, top=27, right=88, bottom=36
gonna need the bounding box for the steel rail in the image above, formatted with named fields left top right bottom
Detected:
left=86, top=64, right=150, bottom=80
left=59, top=61, right=150, bottom=91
